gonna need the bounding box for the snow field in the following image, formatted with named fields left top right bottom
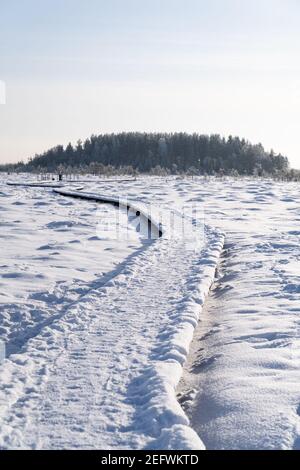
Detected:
left=0, top=175, right=223, bottom=449
left=2, top=174, right=299, bottom=450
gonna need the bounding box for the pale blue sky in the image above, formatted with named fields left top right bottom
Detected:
left=1, top=0, right=300, bottom=167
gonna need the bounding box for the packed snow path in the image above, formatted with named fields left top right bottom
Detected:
left=31, top=239, right=215, bottom=450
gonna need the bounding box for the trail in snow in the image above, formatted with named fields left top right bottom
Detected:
left=30, top=240, right=208, bottom=449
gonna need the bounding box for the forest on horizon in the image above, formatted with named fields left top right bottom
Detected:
left=0, top=132, right=294, bottom=178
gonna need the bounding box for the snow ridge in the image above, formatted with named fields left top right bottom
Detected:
left=54, top=188, right=163, bottom=237
left=129, top=228, right=224, bottom=450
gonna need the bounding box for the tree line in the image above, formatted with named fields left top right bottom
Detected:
left=0, top=132, right=291, bottom=177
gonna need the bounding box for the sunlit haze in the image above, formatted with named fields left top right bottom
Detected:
left=1, top=0, right=300, bottom=167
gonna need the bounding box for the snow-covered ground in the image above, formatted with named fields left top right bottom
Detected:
left=0, top=179, right=141, bottom=357
left=0, top=174, right=300, bottom=450
left=176, top=178, right=300, bottom=450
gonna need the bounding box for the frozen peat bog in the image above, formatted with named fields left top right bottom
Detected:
left=0, top=174, right=300, bottom=450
